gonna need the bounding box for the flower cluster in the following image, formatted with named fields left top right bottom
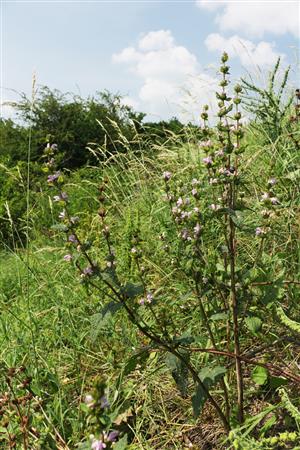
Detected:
left=256, top=177, right=279, bottom=237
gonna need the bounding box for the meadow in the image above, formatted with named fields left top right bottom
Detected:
left=0, top=55, right=300, bottom=449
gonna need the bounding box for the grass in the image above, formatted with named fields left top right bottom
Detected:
left=0, top=71, right=300, bottom=448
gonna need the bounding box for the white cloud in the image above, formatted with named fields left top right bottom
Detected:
left=112, top=30, right=218, bottom=122
left=205, top=33, right=283, bottom=67
left=138, top=30, right=174, bottom=51
left=196, top=0, right=299, bottom=38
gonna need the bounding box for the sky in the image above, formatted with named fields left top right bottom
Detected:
left=1, top=0, right=299, bottom=122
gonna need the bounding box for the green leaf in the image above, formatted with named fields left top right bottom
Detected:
left=113, top=435, right=128, bottom=450
left=210, top=312, right=227, bottom=321
left=277, top=307, right=300, bottom=334
left=192, top=383, right=206, bottom=418
left=90, top=313, right=109, bottom=341
left=101, top=301, right=123, bottom=317
left=260, top=414, right=277, bottom=436
left=166, top=352, right=189, bottom=397
left=251, top=366, right=268, bottom=385
left=51, top=223, right=69, bottom=232
left=192, top=365, right=226, bottom=417
left=124, top=351, right=149, bottom=376
left=245, top=316, right=262, bottom=335
left=269, top=376, right=288, bottom=389
left=121, top=282, right=144, bottom=299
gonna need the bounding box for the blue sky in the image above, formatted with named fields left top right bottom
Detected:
left=1, top=0, right=299, bottom=121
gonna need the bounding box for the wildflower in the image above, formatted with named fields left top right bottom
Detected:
left=70, top=216, right=79, bottom=224
left=84, top=394, right=94, bottom=408
left=210, top=204, right=221, bottom=211
left=146, top=292, right=153, bottom=303
left=47, top=171, right=61, bottom=183
left=261, top=192, right=269, bottom=202
left=199, top=139, right=212, bottom=148
left=268, top=178, right=277, bottom=186
left=209, top=178, right=218, bottom=185
left=100, top=396, right=109, bottom=409
left=192, top=188, right=198, bottom=197
left=53, top=192, right=68, bottom=202
left=59, top=210, right=66, bottom=220
left=63, top=254, right=72, bottom=262
left=194, top=207, right=200, bottom=213
left=139, top=298, right=145, bottom=305
left=46, top=158, right=55, bottom=167
left=203, top=156, right=213, bottom=166
left=191, top=178, right=200, bottom=186
left=51, top=143, right=58, bottom=151
left=215, top=149, right=224, bottom=157
left=91, top=439, right=106, bottom=450
left=255, top=227, right=266, bottom=236
left=163, top=171, right=172, bottom=181
left=270, top=197, right=279, bottom=205
left=107, top=431, right=119, bottom=442
left=131, top=247, right=137, bottom=254
left=176, top=197, right=184, bottom=207
left=194, top=223, right=201, bottom=238
left=180, top=229, right=191, bottom=241
left=68, top=234, right=78, bottom=244
left=82, top=266, right=93, bottom=277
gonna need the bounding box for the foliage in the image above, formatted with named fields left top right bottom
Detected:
left=0, top=56, right=299, bottom=449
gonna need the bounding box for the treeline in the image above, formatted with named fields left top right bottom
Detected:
left=0, top=87, right=199, bottom=247
left=1, top=87, right=198, bottom=170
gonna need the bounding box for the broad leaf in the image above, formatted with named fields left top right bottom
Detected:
left=113, top=435, right=128, bottom=450
left=245, top=316, right=262, bottom=335
left=121, top=282, right=144, bottom=299
left=166, top=352, right=189, bottom=397
left=251, top=366, right=268, bottom=385
left=192, top=365, right=226, bottom=417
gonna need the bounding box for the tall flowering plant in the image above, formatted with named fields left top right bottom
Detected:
left=45, top=54, right=300, bottom=440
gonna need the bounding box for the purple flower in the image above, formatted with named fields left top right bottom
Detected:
left=180, top=229, right=191, bottom=241
left=163, top=171, right=172, bottom=181
left=215, top=149, right=224, bottom=157
left=199, top=139, right=212, bottom=148
left=68, top=234, right=78, bottom=244
left=107, top=431, right=119, bottom=443
left=91, top=440, right=106, bottom=450
left=255, top=227, right=265, bottom=236
left=100, top=396, right=109, bottom=409
left=261, top=192, right=269, bottom=202
left=139, top=298, right=145, bottom=305
left=270, top=197, right=279, bottom=205
left=194, top=223, right=201, bottom=238
left=63, top=254, right=72, bottom=262
left=146, top=292, right=153, bottom=303
left=203, top=156, right=213, bottom=166
left=131, top=247, right=137, bottom=254
left=192, top=188, right=198, bottom=197
left=268, top=178, right=277, bottom=186
left=51, top=143, right=58, bottom=151
left=53, top=192, right=68, bottom=202
left=47, top=171, right=61, bottom=183
left=176, top=197, right=184, bottom=207
left=82, top=266, right=93, bottom=276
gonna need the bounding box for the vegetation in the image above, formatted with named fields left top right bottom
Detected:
left=0, top=54, right=299, bottom=449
